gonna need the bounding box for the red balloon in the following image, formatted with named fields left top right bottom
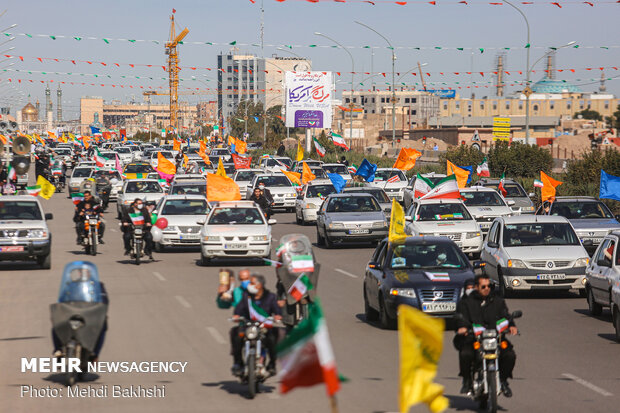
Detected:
left=155, top=217, right=168, bottom=229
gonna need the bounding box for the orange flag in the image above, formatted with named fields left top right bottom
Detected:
left=206, top=173, right=241, bottom=201
left=236, top=139, right=247, bottom=155
left=157, top=152, right=176, bottom=176
left=281, top=169, right=302, bottom=187
left=393, top=148, right=422, bottom=171
left=302, top=162, right=316, bottom=185
left=199, top=141, right=207, bottom=155
left=197, top=151, right=212, bottom=165
left=173, top=138, right=181, bottom=152
left=0, top=135, right=7, bottom=145
left=540, top=171, right=562, bottom=202
left=47, top=131, right=56, bottom=140
left=228, top=136, right=235, bottom=147
left=446, top=160, right=470, bottom=189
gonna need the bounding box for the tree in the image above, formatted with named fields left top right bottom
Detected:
left=574, top=109, right=602, bottom=121
left=439, top=145, right=485, bottom=169
left=613, top=104, right=620, bottom=130
left=486, top=141, right=553, bottom=178
left=132, top=131, right=161, bottom=142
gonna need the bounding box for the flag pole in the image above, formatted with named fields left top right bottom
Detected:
left=329, top=395, right=339, bottom=413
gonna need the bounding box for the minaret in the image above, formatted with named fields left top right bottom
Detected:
left=546, top=53, right=555, bottom=80
left=45, top=84, right=52, bottom=122
left=599, top=71, right=607, bottom=93
left=56, top=86, right=62, bottom=122
left=35, top=99, right=40, bottom=121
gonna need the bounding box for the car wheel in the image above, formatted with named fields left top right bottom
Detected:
left=295, top=211, right=302, bottom=225
left=200, top=252, right=211, bottom=266
left=379, top=295, right=396, bottom=330
left=497, top=269, right=510, bottom=298
left=154, top=242, right=162, bottom=253
left=364, top=286, right=379, bottom=322
left=287, top=207, right=295, bottom=213
left=587, top=288, right=603, bottom=316
left=316, top=228, right=325, bottom=247
left=37, top=253, right=51, bottom=270
left=614, top=306, right=620, bottom=343
left=325, top=234, right=334, bottom=249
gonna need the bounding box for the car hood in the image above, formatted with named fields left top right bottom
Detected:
left=467, top=206, right=513, bottom=217
left=268, top=187, right=296, bottom=195
left=569, top=218, right=620, bottom=231
left=122, top=193, right=164, bottom=201
left=160, top=215, right=208, bottom=226
left=326, top=211, right=385, bottom=222
left=0, top=219, right=47, bottom=229
left=503, top=245, right=588, bottom=259
left=386, top=267, right=474, bottom=288
left=203, top=224, right=270, bottom=236
left=412, top=220, right=478, bottom=232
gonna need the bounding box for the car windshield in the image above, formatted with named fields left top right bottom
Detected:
left=72, top=168, right=92, bottom=178
left=326, top=196, right=380, bottom=213
left=53, top=149, right=71, bottom=156
left=153, top=151, right=173, bottom=159
left=212, top=149, right=230, bottom=155
left=416, top=203, right=472, bottom=221
left=208, top=207, right=265, bottom=225
left=323, top=164, right=348, bottom=175
left=92, top=170, right=122, bottom=180
left=161, top=199, right=209, bottom=215
left=100, top=152, right=116, bottom=159
left=503, top=223, right=581, bottom=246
left=235, top=171, right=258, bottom=181
left=551, top=201, right=614, bottom=219
left=0, top=201, right=42, bottom=220
left=124, top=164, right=154, bottom=173
left=116, top=147, right=131, bottom=154
left=170, top=184, right=206, bottom=195
left=278, top=158, right=293, bottom=168
left=375, top=170, right=407, bottom=182
left=461, top=191, right=506, bottom=206
left=310, top=169, right=328, bottom=179
left=307, top=184, right=336, bottom=198
left=483, top=183, right=527, bottom=197
left=389, top=243, right=468, bottom=269
left=125, top=181, right=162, bottom=193
left=343, top=188, right=390, bottom=203
left=264, top=159, right=284, bottom=167
left=255, top=175, right=292, bottom=187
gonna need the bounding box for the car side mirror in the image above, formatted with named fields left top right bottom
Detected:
left=472, top=260, right=486, bottom=269
left=582, top=239, right=593, bottom=247
left=615, top=214, right=620, bottom=222
left=597, top=259, right=610, bottom=267
left=196, top=220, right=205, bottom=225
left=368, top=261, right=381, bottom=270
left=316, top=210, right=323, bottom=215
left=45, top=213, right=53, bottom=220
left=405, top=215, right=412, bottom=222
left=528, top=192, right=535, bottom=198
left=506, top=200, right=515, bottom=206
left=511, top=310, right=523, bottom=319
left=268, top=218, right=277, bottom=225
left=487, top=241, right=498, bottom=249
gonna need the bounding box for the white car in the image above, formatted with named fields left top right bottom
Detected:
left=295, top=182, right=336, bottom=225
left=149, top=150, right=175, bottom=169
left=245, top=174, right=297, bottom=211
left=210, top=148, right=232, bottom=162
left=114, top=146, right=134, bottom=165
left=460, top=187, right=515, bottom=236
left=99, top=151, right=119, bottom=169
left=404, top=199, right=483, bottom=256
left=322, top=163, right=352, bottom=181
left=0, top=196, right=53, bottom=269
left=259, top=157, right=293, bottom=173
left=199, top=201, right=275, bottom=265
left=371, top=168, right=408, bottom=202
left=585, top=231, right=620, bottom=315
left=153, top=195, right=210, bottom=249
left=117, top=179, right=165, bottom=218
left=233, top=169, right=263, bottom=200
left=68, top=166, right=94, bottom=195
left=481, top=215, right=589, bottom=296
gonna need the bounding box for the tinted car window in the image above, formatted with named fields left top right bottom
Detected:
left=125, top=163, right=155, bottom=173
left=323, top=165, right=348, bottom=174
left=235, top=171, right=258, bottom=181
left=343, top=187, right=390, bottom=204
left=0, top=201, right=42, bottom=220
left=551, top=201, right=613, bottom=219
left=375, top=170, right=406, bottom=182
left=125, top=181, right=162, bottom=193
left=170, top=184, right=206, bottom=195
left=416, top=203, right=472, bottom=221
left=389, top=242, right=468, bottom=269
left=307, top=185, right=336, bottom=198
left=502, top=223, right=580, bottom=247
left=208, top=208, right=265, bottom=225
left=462, top=191, right=506, bottom=206
left=255, top=175, right=292, bottom=187
left=326, top=196, right=380, bottom=213
left=484, top=183, right=526, bottom=197
left=72, top=168, right=92, bottom=178
left=162, top=199, right=209, bottom=215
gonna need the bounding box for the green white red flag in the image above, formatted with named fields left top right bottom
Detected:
left=330, top=132, right=349, bottom=151
left=248, top=299, right=273, bottom=327
left=476, top=158, right=490, bottom=177
left=71, top=192, right=84, bottom=205
left=313, top=137, right=326, bottom=158
left=129, top=212, right=145, bottom=225
left=288, top=274, right=313, bottom=302
left=26, top=185, right=41, bottom=196
left=290, top=255, right=315, bottom=273
left=498, top=173, right=507, bottom=197
left=7, top=165, right=16, bottom=181
left=533, top=179, right=544, bottom=188
left=414, top=173, right=434, bottom=198
left=93, top=149, right=108, bottom=167
left=419, top=175, right=460, bottom=200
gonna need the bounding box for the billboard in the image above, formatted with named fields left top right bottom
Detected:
left=427, top=89, right=456, bottom=98
left=285, top=71, right=332, bottom=129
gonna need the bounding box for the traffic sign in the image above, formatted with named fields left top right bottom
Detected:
left=493, top=117, right=511, bottom=141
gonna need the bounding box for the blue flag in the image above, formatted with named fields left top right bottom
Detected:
left=90, top=126, right=101, bottom=135
left=254, top=116, right=259, bottom=123
left=600, top=170, right=620, bottom=201
left=459, top=165, right=473, bottom=184
left=355, top=159, right=378, bottom=183
left=327, top=173, right=346, bottom=193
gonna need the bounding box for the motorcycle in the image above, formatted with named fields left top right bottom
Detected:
left=51, top=164, right=65, bottom=192
left=464, top=310, right=522, bottom=413
left=82, top=214, right=101, bottom=256
left=130, top=224, right=145, bottom=265
left=230, top=317, right=283, bottom=399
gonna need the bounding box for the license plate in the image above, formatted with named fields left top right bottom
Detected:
left=536, top=274, right=566, bottom=280
left=349, top=229, right=370, bottom=234
left=181, top=234, right=200, bottom=240
left=225, top=243, right=245, bottom=249
left=422, top=302, right=456, bottom=313
left=0, top=246, right=24, bottom=252
left=582, top=237, right=603, bottom=244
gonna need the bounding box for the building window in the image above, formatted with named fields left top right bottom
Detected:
left=480, top=102, right=485, bottom=110
left=467, top=103, right=472, bottom=112
left=505, top=101, right=510, bottom=110
left=381, top=98, right=386, bottom=103
left=405, top=98, right=410, bottom=103
left=579, top=100, right=584, bottom=109
left=605, top=101, right=609, bottom=109
left=518, top=101, right=523, bottom=110
left=352, top=98, right=357, bottom=103
left=566, top=101, right=571, bottom=109
left=411, top=110, right=417, bottom=116
left=372, top=98, right=375, bottom=103
left=492, top=101, right=497, bottom=110
left=549, top=101, right=554, bottom=110
left=371, top=110, right=375, bottom=114
left=533, top=104, right=539, bottom=112
left=227, top=66, right=232, bottom=72
left=443, top=103, right=448, bottom=110
left=455, top=102, right=460, bottom=109
left=412, top=98, right=417, bottom=104
left=345, top=98, right=350, bottom=103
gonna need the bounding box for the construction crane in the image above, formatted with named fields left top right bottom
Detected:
left=165, top=10, right=189, bottom=133
left=418, top=61, right=427, bottom=91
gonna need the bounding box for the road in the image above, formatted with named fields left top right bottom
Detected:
left=1, top=189, right=619, bottom=413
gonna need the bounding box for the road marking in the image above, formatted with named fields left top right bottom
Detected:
left=272, top=237, right=278, bottom=242
left=335, top=268, right=358, bottom=279
left=175, top=295, right=191, bottom=309
left=206, top=326, right=226, bottom=345
left=152, top=272, right=166, bottom=281
left=110, top=228, right=118, bottom=233
left=562, top=373, right=613, bottom=397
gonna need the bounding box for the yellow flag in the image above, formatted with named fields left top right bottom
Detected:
left=216, top=157, right=227, bottom=178
left=388, top=198, right=407, bottom=244
left=35, top=175, right=55, bottom=200
left=446, top=160, right=469, bottom=189
left=296, top=142, right=304, bottom=162
left=399, top=305, right=449, bottom=413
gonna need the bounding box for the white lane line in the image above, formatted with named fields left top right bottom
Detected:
left=206, top=326, right=227, bottom=345
left=175, top=295, right=192, bottom=309
left=152, top=271, right=166, bottom=281
left=562, top=373, right=613, bottom=397
left=272, top=237, right=278, bottom=242
left=335, top=268, right=358, bottom=279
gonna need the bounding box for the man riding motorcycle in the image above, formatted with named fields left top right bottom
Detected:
left=121, top=198, right=154, bottom=259
left=231, top=274, right=281, bottom=376
left=249, top=187, right=271, bottom=219
left=74, top=191, right=105, bottom=245
left=455, top=274, right=518, bottom=398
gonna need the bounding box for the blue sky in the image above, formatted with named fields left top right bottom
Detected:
left=1, top=0, right=618, bottom=119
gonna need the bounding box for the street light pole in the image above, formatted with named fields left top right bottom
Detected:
left=355, top=21, right=396, bottom=148
left=315, top=32, right=355, bottom=150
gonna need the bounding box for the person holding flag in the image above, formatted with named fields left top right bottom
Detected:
left=232, top=274, right=282, bottom=376
left=120, top=198, right=154, bottom=259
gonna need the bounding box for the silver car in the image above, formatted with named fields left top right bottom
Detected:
left=322, top=163, right=352, bottom=181
left=481, top=215, right=589, bottom=296
left=316, top=193, right=388, bottom=248
left=68, top=166, right=94, bottom=195
left=295, top=182, right=336, bottom=225
left=478, top=178, right=535, bottom=215
left=341, top=186, right=392, bottom=220
left=153, top=195, right=210, bottom=249
left=585, top=231, right=620, bottom=316
left=371, top=168, right=408, bottom=202
left=461, top=187, right=515, bottom=236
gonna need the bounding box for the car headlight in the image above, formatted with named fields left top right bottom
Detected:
left=305, top=203, right=318, bottom=209
left=251, top=235, right=268, bottom=241
left=28, top=229, right=48, bottom=238
left=574, top=257, right=589, bottom=267
left=286, top=193, right=296, bottom=198
left=466, top=232, right=481, bottom=239
left=123, top=199, right=132, bottom=205
left=372, top=221, right=387, bottom=228
left=328, top=222, right=344, bottom=229
left=507, top=259, right=526, bottom=268
left=389, top=288, right=416, bottom=298
left=204, top=235, right=220, bottom=241
left=522, top=206, right=535, bottom=212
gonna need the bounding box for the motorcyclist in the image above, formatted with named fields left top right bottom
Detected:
left=257, top=183, right=274, bottom=218
left=74, top=191, right=105, bottom=244
left=121, top=198, right=153, bottom=259
left=217, top=268, right=251, bottom=309
left=35, top=148, right=50, bottom=180
left=93, top=171, right=112, bottom=209
left=455, top=274, right=518, bottom=398
left=231, top=274, right=281, bottom=376
left=249, top=187, right=271, bottom=219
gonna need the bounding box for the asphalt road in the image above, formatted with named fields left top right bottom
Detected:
left=1, top=188, right=619, bottom=413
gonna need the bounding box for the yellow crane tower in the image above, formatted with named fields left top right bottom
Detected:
left=165, top=11, right=189, bottom=133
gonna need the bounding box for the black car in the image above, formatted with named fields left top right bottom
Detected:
left=363, top=236, right=482, bottom=329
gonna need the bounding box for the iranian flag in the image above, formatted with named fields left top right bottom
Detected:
left=313, top=137, right=326, bottom=158
left=7, top=165, right=16, bottom=181
left=348, top=164, right=357, bottom=174
left=387, top=174, right=400, bottom=183
left=473, top=324, right=486, bottom=336
left=476, top=158, right=490, bottom=177
left=533, top=179, right=544, bottom=188
left=263, top=258, right=283, bottom=268
left=424, top=272, right=451, bottom=282
left=288, top=274, right=314, bottom=302
left=277, top=301, right=340, bottom=396
left=496, top=318, right=509, bottom=333
left=71, top=192, right=84, bottom=205
left=93, top=150, right=108, bottom=167
left=129, top=212, right=145, bottom=225
left=420, top=175, right=461, bottom=200
left=290, top=255, right=315, bottom=273
left=414, top=173, right=434, bottom=198
left=248, top=299, right=273, bottom=327
left=26, top=185, right=41, bottom=196
left=330, top=133, right=349, bottom=151
left=498, top=173, right=508, bottom=197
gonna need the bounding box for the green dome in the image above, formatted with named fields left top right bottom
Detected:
left=531, top=77, right=581, bottom=94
